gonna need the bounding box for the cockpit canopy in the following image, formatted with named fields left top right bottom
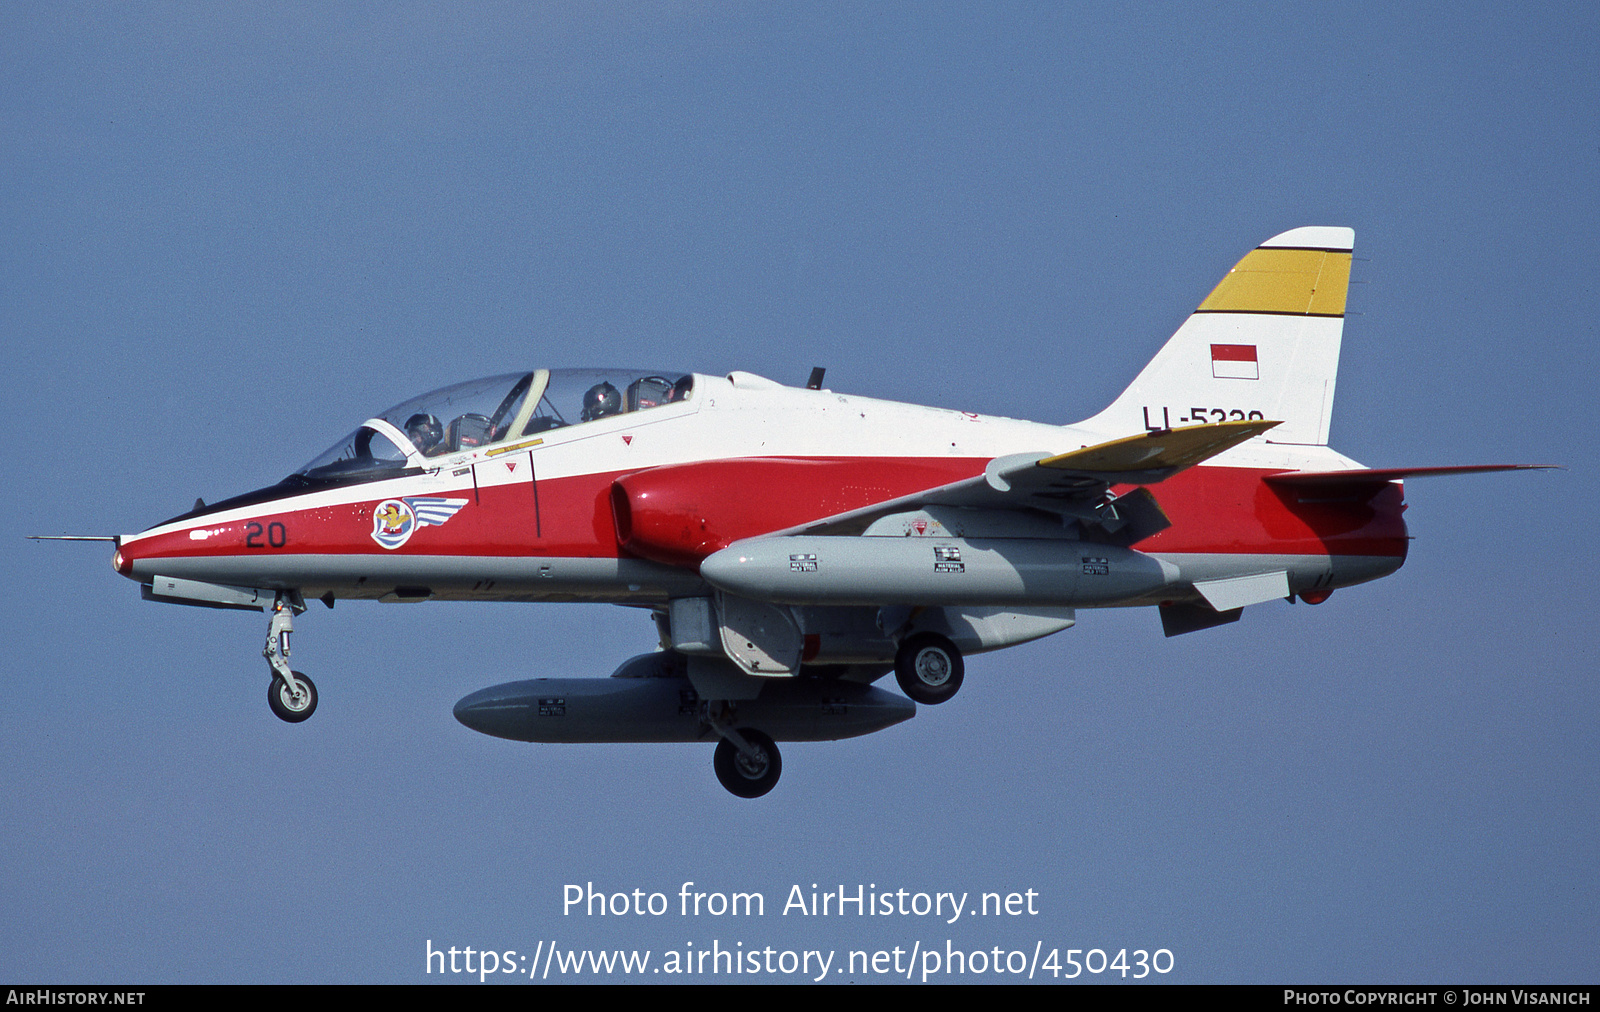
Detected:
left=293, top=369, right=694, bottom=483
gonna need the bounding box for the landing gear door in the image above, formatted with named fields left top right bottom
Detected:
left=716, top=592, right=802, bottom=676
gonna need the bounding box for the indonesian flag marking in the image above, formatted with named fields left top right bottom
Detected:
left=1211, top=343, right=1259, bottom=380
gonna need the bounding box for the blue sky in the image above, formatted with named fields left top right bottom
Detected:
left=3, top=2, right=1596, bottom=983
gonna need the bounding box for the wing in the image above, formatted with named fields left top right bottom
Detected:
left=778, top=419, right=1278, bottom=538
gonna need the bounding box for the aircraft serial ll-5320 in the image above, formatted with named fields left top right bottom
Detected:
left=78, top=227, right=1539, bottom=797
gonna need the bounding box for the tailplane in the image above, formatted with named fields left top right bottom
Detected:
left=1080, top=226, right=1354, bottom=448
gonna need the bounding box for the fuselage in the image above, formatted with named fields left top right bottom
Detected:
left=94, top=227, right=1456, bottom=796
left=114, top=368, right=1408, bottom=609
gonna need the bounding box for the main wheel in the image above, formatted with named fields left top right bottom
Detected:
left=895, top=633, right=964, bottom=704
left=268, top=671, right=318, bottom=723
left=713, top=729, right=782, bottom=798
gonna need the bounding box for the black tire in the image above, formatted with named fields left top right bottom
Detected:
left=713, top=729, right=782, bottom=798
left=895, top=633, right=964, bottom=704
left=268, top=671, right=318, bottom=723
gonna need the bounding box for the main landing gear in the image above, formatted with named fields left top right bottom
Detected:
left=704, top=704, right=782, bottom=798
left=264, top=594, right=318, bottom=723
left=895, top=632, right=964, bottom=705
left=712, top=728, right=782, bottom=798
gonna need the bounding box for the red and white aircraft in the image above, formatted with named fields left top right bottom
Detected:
left=101, top=227, right=1535, bottom=796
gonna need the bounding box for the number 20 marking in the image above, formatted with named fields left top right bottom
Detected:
left=244, top=522, right=287, bottom=548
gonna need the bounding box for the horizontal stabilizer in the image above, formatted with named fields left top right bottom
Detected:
left=1265, top=464, right=1555, bottom=488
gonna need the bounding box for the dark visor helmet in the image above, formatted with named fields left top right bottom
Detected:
left=404, top=413, right=443, bottom=452
left=581, top=381, right=622, bottom=421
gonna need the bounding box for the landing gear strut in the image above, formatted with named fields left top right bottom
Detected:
left=264, top=594, right=317, bottom=723
left=895, top=632, right=964, bottom=704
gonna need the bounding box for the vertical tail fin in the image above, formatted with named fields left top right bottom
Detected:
left=1080, top=227, right=1354, bottom=448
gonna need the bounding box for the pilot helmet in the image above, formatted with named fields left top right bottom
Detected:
left=581, top=381, right=622, bottom=422
left=405, top=412, right=443, bottom=453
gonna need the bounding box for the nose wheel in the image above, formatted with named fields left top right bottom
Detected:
left=263, top=594, right=317, bottom=723
left=268, top=671, right=318, bottom=722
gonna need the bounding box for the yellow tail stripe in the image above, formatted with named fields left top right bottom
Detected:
left=1196, top=247, right=1351, bottom=316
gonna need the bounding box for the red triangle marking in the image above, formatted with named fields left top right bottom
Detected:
left=622, top=435, right=633, bottom=445
left=506, top=461, right=517, bottom=472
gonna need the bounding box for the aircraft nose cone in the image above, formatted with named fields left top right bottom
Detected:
left=112, top=535, right=151, bottom=580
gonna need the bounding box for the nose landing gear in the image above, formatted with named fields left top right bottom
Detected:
left=268, top=669, right=318, bottom=723
left=264, top=594, right=318, bottom=723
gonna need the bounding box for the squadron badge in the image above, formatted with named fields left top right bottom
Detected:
left=371, top=497, right=468, bottom=550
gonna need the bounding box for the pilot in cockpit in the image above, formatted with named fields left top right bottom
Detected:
left=405, top=413, right=445, bottom=456
left=581, top=381, right=623, bottom=422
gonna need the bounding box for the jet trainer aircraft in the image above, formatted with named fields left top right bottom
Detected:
left=96, top=227, right=1538, bottom=797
